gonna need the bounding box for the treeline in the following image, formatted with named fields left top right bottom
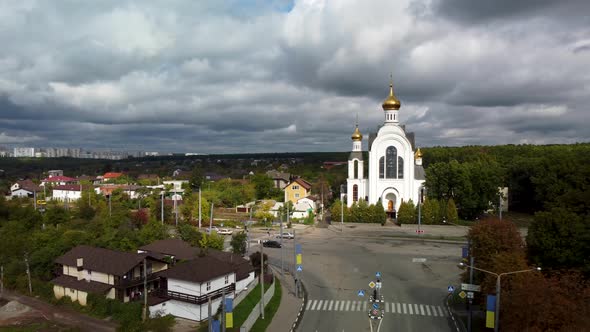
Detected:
left=330, top=199, right=387, bottom=225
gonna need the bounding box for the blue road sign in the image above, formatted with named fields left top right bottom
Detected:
left=376, top=272, right=381, bottom=278
left=372, top=303, right=379, bottom=309
left=296, top=265, right=303, bottom=272
left=295, top=244, right=302, bottom=254
left=448, top=285, right=455, bottom=293
left=462, top=247, right=468, bottom=258
left=358, top=290, right=365, bottom=297
left=225, top=298, right=233, bottom=312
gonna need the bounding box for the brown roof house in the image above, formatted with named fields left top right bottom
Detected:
left=10, top=180, right=41, bottom=198
left=140, top=239, right=256, bottom=321
left=51, top=245, right=168, bottom=306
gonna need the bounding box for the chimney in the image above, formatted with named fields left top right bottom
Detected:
left=77, top=258, right=83, bottom=268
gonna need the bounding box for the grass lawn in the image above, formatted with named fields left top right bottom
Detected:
left=250, top=278, right=282, bottom=332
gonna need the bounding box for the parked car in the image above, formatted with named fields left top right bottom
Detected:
left=218, top=228, right=233, bottom=235
left=276, top=232, right=294, bottom=239
left=263, top=240, right=282, bottom=248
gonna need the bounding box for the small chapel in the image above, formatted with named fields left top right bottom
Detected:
left=346, top=80, right=425, bottom=218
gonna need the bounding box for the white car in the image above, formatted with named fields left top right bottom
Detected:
left=218, top=228, right=233, bottom=235
left=276, top=232, right=294, bottom=239
left=205, top=227, right=220, bottom=234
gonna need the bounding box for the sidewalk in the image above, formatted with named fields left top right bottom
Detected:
left=327, top=223, right=470, bottom=239
left=267, top=267, right=304, bottom=332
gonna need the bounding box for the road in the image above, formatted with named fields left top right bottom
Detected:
left=254, top=227, right=463, bottom=332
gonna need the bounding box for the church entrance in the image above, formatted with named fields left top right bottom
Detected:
left=385, top=193, right=397, bottom=219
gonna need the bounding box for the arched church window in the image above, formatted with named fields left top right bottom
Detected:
left=379, top=157, right=384, bottom=178
left=354, top=160, right=358, bottom=179
left=398, top=156, right=404, bottom=179
left=353, top=184, right=358, bottom=202
left=386, top=146, right=397, bottom=178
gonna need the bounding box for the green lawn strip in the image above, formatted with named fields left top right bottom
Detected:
left=250, top=278, right=282, bottom=332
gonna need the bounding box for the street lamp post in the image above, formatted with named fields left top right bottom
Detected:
left=459, top=262, right=540, bottom=332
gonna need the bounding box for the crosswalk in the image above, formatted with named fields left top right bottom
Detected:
left=305, top=299, right=448, bottom=318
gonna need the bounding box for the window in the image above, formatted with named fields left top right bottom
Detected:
left=353, top=185, right=358, bottom=202
left=354, top=160, right=358, bottom=179
left=88, top=270, right=92, bottom=275
left=206, top=282, right=211, bottom=291
left=379, top=157, right=384, bottom=178
left=386, top=146, right=397, bottom=179
left=292, top=185, right=299, bottom=190
left=398, top=156, right=404, bottom=179
left=225, top=275, right=229, bottom=284
left=295, top=193, right=300, bottom=198
left=70, top=288, right=75, bottom=293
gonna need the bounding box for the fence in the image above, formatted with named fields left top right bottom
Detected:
left=240, top=277, right=275, bottom=332
left=234, top=277, right=259, bottom=307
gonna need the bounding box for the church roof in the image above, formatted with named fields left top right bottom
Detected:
left=348, top=151, right=364, bottom=161
left=414, top=165, right=425, bottom=180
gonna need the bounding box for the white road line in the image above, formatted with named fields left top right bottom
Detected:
left=402, top=303, right=407, bottom=314
left=352, top=301, right=358, bottom=311
left=363, top=301, right=367, bottom=312
left=408, top=303, right=414, bottom=315
left=315, top=300, right=323, bottom=311
left=415, top=304, right=420, bottom=315
left=309, top=300, right=318, bottom=310
left=430, top=305, right=437, bottom=316
left=345, top=300, right=351, bottom=311
left=385, top=302, right=390, bottom=313
left=306, top=300, right=314, bottom=310
left=420, top=304, right=426, bottom=316
left=340, top=301, right=345, bottom=311
left=425, top=305, right=432, bottom=316
left=438, top=306, right=446, bottom=317
left=328, top=300, right=334, bottom=311
left=324, top=300, right=331, bottom=310
left=396, top=303, right=401, bottom=314
left=391, top=302, right=396, bottom=313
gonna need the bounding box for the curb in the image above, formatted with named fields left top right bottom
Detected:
left=446, top=293, right=464, bottom=332
left=290, top=281, right=306, bottom=332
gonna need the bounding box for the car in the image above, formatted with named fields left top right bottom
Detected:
left=205, top=226, right=220, bottom=234
left=263, top=240, right=282, bottom=248
left=276, top=232, right=294, bottom=239
left=218, top=228, right=233, bottom=235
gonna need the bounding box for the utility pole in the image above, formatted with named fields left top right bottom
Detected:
left=108, top=194, right=111, bottom=217
left=161, top=191, right=164, bottom=224
left=198, top=187, right=202, bottom=229
left=280, top=205, right=285, bottom=275
left=143, top=258, right=148, bottom=321
left=293, top=229, right=298, bottom=298
left=209, top=203, right=214, bottom=231
left=1, top=265, right=4, bottom=297
left=418, top=192, right=422, bottom=233
left=221, top=288, right=226, bottom=332
left=24, top=253, right=32, bottom=294
left=208, top=296, right=212, bottom=332
left=260, top=241, right=265, bottom=319
left=174, top=193, right=178, bottom=227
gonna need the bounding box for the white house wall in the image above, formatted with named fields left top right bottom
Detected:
left=236, top=272, right=255, bottom=293
left=150, top=298, right=222, bottom=322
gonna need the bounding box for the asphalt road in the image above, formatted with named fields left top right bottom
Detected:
left=256, top=227, right=463, bottom=332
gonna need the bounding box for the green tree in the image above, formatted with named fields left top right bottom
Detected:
left=252, top=174, right=274, bottom=199
left=422, top=198, right=440, bottom=224
left=177, top=223, right=202, bottom=247
left=446, top=198, right=459, bottom=224
left=230, top=231, right=247, bottom=256
left=397, top=200, right=416, bottom=225
left=189, top=167, right=205, bottom=189
left=468, top=218, right=524, bottom=272
left=137, top=220, right=167, bottom=246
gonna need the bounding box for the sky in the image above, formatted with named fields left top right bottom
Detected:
left=0, top=0, right=589, bottom=154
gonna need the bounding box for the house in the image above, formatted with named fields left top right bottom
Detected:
left=47, top=170, right=64, bottom=177
left=52, top=185, right=85, bottom=201
left=163, top=180, right=188, bottom=191
left=96, top=185, right=143, bottom=199
left=292, top=196, right=317, bottom=219
left=10, top=180, right=41, bottom=198
left=265, top=170, right=291, bottom=189
left=76, top=175, right=100, bottom=185
left=284, top=178, right=312, bottom=204
left=40, top=175, right=77, bottom=187
left=51, top=245, right=168, bottom=306
left=103, top=172, right=124, bottom=182
left=148, top=256, right=236, bottom=321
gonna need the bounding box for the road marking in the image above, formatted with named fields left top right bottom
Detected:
left=408, top=303, right=414, bottom=315
left=309, top=300, right=317, bottom=310
left=419, top=304, right=425, bottom=315
left=340, top=301, right=345, bottom=311
left=403, top=303, right=408, bottom=314
left=363, top=301, right=367, bottom=312
left=396, top=303, right=401, bottom=313
left=429, top=305, right=436, bottom=316
left=315, top=300, right=323, bottom=311
left=306, top=299, right=447, bottom=318
left=425, top=305, right=431, bottom=316
left=438, top=306, right=446, bottom=317
left=385, top=302, right=389, bottom=313
left=345, top=300, right=350, bottom=311
left=306, top=300, right=313, bottom=310
left=328, top=300, right=334, bottom=311
left=324, top=300, right=331, bottom=310
left=390, top=302, right=395, bottom=313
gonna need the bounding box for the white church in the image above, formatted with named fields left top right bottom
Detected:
left=346, top=81, right=425, bottom=217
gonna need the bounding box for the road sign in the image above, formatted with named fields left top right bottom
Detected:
left=373, top=303, right=379, bottom=309
left=467, top=291, right=474, bottom=299
left=412, top=258, right=427, bottom=263
left=37, top=199, right=46, bottom=205
left=358, top=290, right=365, bottom=297
left=375, top=272, right=381, bottom=278
left=462, top=246, right=468, bottom=258
left=369, top=281, right=376, bottom=289
left=295, top=244, right=302, bottom=254
left=459, top=291, right=466, bottom=299
left=376, top=281, right=382, bottom=289
left=296, top=254, right=302, bottom=265
left=448, top=285, right=455, bottom=293
left=296, top=265, right=303, bottom=272
left=461, top=283, right=481, bottom=292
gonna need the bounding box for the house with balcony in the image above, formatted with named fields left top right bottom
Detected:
left=148, top=256, right=236, bottom=321
left=51, top=245, right=168, bottom=306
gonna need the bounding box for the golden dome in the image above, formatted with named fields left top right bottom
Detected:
left=414, top=148, right=423, bottom=159
left=351, top=126, right=363, bottom=141
left=382, top=83, right=401, bottom=110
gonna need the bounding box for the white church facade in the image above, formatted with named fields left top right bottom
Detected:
left=346, top=81, right=425, bottom=217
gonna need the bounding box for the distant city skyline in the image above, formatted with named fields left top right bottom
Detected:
left=0, top=0, right=589, bottom=153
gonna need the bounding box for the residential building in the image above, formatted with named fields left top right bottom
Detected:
left=40, top=175, right=77, bottom=187
left=13, top=147, right=35, bottom=157
left=10, top=180, right=41, bottom=198
left=96, top=185, right=143, bottom=199
left=51, top=245, right=168, bottom=306
left=48, top=170, right=64, bottom=177
left=284, top=178, right=312, bottom=204
left=292, top=196, right=317, bottom=219
left=52, top=185, right=84, bottom=201
left=163, top=180, right=188, bottom=191
left=265, top=170, right=291, bottom=189
left=103, top=172, right=124, bottom=182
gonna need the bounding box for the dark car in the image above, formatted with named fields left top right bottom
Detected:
left=263, top=240, right=282, bottom=248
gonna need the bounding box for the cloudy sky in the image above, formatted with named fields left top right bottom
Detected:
left=1, top=0, right=589, bottom=153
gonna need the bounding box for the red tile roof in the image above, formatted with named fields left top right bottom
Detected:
left=103, top=172, right=123, bottom=179
left=53, top=184, right=86, bottom=191
left=41, top=176, right=76, bottom=182
left=292, top=178, right=312, bottom=191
